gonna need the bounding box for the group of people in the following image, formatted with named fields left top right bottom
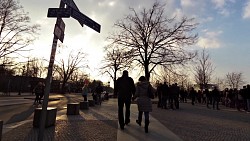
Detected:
left=156, top=82, right=180, bottom=110
left=114, top=70, right=154, bottom=133
left=189, top=86, right=221, bottom=110
left=221, top=85, right=250, bottom=112
left=81, top=82, right=104, bottom=105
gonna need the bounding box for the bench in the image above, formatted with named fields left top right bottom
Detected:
left=67, top=103, right=80, bottom=115
left=80, top=101, right=89, bottom=110
left=33, top=107, right=57, bottom=128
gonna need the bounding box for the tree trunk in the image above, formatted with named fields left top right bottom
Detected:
left=145, top=63, right=150, bottom=81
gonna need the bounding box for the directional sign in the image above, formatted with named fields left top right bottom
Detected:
left=61, top=0, right=79, bottom=11
left=47, top=8, right=71, bottom=18
left=71, top=9, right=101, bottom=33
left=61, top=0, right=83, bottom=26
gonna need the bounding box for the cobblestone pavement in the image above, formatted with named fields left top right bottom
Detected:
left=151, top=102, right=250, bottom=141
left=2, top=97, right=118, bottom=141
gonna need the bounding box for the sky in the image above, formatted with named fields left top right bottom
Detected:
left=18, top=0, right=250, bottom=85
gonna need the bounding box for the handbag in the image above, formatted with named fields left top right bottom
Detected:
left=147, top=85, right=154, bottom=99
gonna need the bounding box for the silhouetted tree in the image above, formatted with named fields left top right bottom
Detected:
left=0, top=0, right=40, bottom=59
left=54, top=50, right=88, bottom=93
left=108, top=2, right=198, bottom=80
left=225, top=72, right=245, bottom=89
left=100, top=44, right=134, bottom=90
left=194, top=48, right=215, bottom=90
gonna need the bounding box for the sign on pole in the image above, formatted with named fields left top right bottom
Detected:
left=40, top=1, right=101, bottom=139
left=54, top=18, right=65, bottom=42
left=71, top=9, right=101, bottom=33
left=47, top=8, right=71, bottom=18
left=61, top=0, right=83, bottom=26
left=61, top=0, right=79, bottom=11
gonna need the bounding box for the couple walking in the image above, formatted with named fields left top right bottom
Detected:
left=114, top=70, right=154, bottom=133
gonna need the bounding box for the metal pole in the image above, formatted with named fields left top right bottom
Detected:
left=38, top=1, right=65, bottom=141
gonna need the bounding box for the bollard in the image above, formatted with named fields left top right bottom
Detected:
left=0, top=120, right=3, bottom=141
left=67, top=103, right=80, bottom=115
left=33, top=107, right=57, bottom=128
left=88, top=100, right=95, bottom=107
left=80, top=101, right=89, bottom=110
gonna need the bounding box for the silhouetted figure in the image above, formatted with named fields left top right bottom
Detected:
left=246, top=85, right=250, bottom=112
left=132, top=76, right=153, bottom=133
left=82, top=83, right=88, bottom=101
left=189, top=87, right=196, bottom=105
left=204, top=88, right=210, bottom=108
left=33, top=82, right=44, bottom=105
left=172, top=83, right=180, bottom=109
left=161, top=82, right=169, bottom=109
left=156, top=83, right=163, bottom=108
left=114, top=70, right=135, bottom=130
left=95, top=83, right=103, bottom=105
left=180, top=87, right=185, bottom=103
left=212, top=86, right=220, bottom=110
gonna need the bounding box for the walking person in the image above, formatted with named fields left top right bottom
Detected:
left=114, top=70, right=135, bottom=130
left=95, top=83, right=103, bottom=105
left=172, top=83, right=180, bottom=109
left=161, top=82, right=169, bottom=109
left=33, top=82, right=45, bottom=105
left=204, top=88, right=210, bottom=108
left=246, top=85, right=250, bottom=113
left=82, top=83, right=88, bottom=101
left=189, top=87, right=196, bottom=105
left=132, top=76, right=153, bottom=133
left=212, top=86, right=220, bottom=110
left=156, top=83, right=163, bottom=108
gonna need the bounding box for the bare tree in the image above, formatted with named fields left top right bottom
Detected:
left=214, top=77, right=226, bottom=90
left=0, top=0, right=40, bottom=59
left=53, top=50, right=88, bottom=93
left=27, top=57, right=46, bottom=78
left=100, top=44, right=134, bottom=89
left=158, top=67, right=191, bottom=89
left=225, top=72, right=245, bottom=89
left=193, top=48, right=215, bottom=90
left=108, top=2, right=198, bottom=80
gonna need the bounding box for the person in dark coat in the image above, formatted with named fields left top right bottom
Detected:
left=204, top=88, right=210, bottom=108
left=161, top=82, right=169, bottom=109
left=132, top=76, right=153, bottom=133
left=156, top=83, right=163, bottom=108
left=189, top=87, right=196, bottom=105
left=212, top=86, right=220, bottom=110
left=33, top=82, right=45, bottom=105
left=114, top=70, right=135, bottom=130
left=95, top=83, right=103, bottom=105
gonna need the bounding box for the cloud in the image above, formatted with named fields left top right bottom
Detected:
left=212, top=0, right=226, bottom=8
left=180, top=0, right=195, bottom=8
left=211, top=0, right=235, bottom=17
left=242, top=0, right=250, bottom=19
left=197, top=30, right=223, bottom=48
left=219, top=8, right=230, bottom=17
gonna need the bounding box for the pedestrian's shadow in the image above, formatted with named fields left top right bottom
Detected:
left=5, top=105, right=35, bottom=124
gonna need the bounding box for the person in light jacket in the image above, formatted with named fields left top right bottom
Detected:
left=132, top=76, right=153, bottom=133
left=82, top=84, right=88, bottom=101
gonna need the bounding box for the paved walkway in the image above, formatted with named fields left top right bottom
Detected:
left=1, top=98, right=182, bottom=141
